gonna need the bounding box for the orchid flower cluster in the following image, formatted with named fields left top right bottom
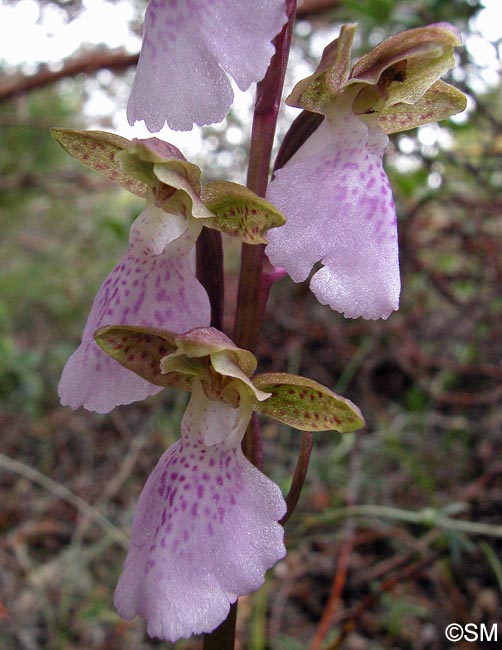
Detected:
left=54, top=0, right=465, bottom=644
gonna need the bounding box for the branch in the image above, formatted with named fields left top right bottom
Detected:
left=0, top=1, right=341, bottom=105
left=296, top=0, right=340, bottom=16
left=0, top=49, right=138, bottom=103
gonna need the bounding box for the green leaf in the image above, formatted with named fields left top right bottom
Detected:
left=94, top=325, right=191, bottom=390
left=51, top=128, right=146, bottom=197
left=201, top=181, right=286, bottom=244
left=253, top=373, right=364, bottom=433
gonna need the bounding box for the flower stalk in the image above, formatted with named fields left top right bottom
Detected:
left=196, top=228, right=224, bottom=329
left=233, top=0, right=297, bottom=353
left=206, top=4, right=296, bottom=647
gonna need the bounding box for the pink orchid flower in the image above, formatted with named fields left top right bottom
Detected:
left=267, top=23, right=465, bottom=320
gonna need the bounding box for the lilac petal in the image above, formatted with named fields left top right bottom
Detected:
left=266, top=111, right=400, bottom=320
left=128, top=0, right=287, bottom=131
left=114, top=386, right=286, bottom=642
left=198, top=1, right=287, bottom=91
left=59, top=205, right=210, bottom=413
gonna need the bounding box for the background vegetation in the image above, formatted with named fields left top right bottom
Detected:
left=1, top=0, right=501, bottom=648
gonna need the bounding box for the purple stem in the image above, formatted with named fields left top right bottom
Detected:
left=233, top=0, right=297, bottom=354
left=280, top=432, right=314, bottom=525
left=196, top=228, right=224, bottom=330
left=204, top=4, right=297, bottom=650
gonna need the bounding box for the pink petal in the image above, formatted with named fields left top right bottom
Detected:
left=59, top=206, right=210, bottom=413
left=114, top=386, right=286, bottom=641
left=128, top=0, right=287, bottom=131
left=198, top=0, right=287, bottom=91
left=266, top=112, right=400, bottom=320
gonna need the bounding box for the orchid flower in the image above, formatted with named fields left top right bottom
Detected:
left=266, top=23, right=466, bottom=320
left=52, top=129, right=285, bottom=413
left=128, top=0, right=288, bottom=132
left=58, top=194, right=210, bottom=413
left=94, top=324, right=364, bottom=640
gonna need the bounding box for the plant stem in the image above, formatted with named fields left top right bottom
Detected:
left=280, top=432, right=314, bottom=525
left=202, top=6, right=297, bottom=650
left=233, top=0, right=297, bottom=353
left=196, top=227, right=224, bottom=329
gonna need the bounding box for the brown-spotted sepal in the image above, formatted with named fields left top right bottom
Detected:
left=94, top=325, right=267, bottom=407
left=376, top=79, right=466, bottom=134
left=350, top=23, right=461, bottom=106
left=94, top=325, right=192, bottom=390
left=253, top=373, right=364, bottom=433
left=159, top=328, right=268, bottom=406
left=201, top=181, right=286, bottom=244
left=51, top=128, right=147, bottom=197
left=118, top=138, right=214, bottom=220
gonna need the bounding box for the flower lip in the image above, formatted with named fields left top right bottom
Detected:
left=127, top=0, right=288, bottom=131
left=113, top=381, right=287, bottom=641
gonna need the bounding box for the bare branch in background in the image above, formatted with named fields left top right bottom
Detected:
left=0, top=49, right=138, bottom=103
left=296, top=0, right=340, bottom=16
left=0, top=0, right=342, bottom=104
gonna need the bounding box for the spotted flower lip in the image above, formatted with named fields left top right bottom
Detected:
left=54, top=133, right=213, bottom=413
left=127, top=0, right=288, bottom=132
left=94, top=325, right=364, bottom=640
left=114, top=380, right=287, bottom=642
left=266, top=23, right=465, bottom=320
left=110, top=329, right=286, bottom=640
left=266, top=95, right=401, bottom=320
left=58, top=194, right=211, bottom=413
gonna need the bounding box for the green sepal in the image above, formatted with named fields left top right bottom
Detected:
left=94, top=326, right=260, bottom=400
left=116, top=139, right=213, bottom=219
left=253, top=373, right=364, bottom=433
left=287, top=22, right=464, bottom=124
left=350, top=23, right=462, bottom=107
left=125, top=137, right=202, bottom=192
left=153, top=163, right=214, bottom=220
left=162, top=327, right=257, bottom=378
left=93, top=325, right=192, bottom=390
left=377, top=80, right=467, bottom=133
left=51, top=128, right=146, bottom=197
left=201, top=181, right=286, bottom=244
left=211, top=352, right=270, bottom=402
left=287, top=23, right=357, bottom=114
